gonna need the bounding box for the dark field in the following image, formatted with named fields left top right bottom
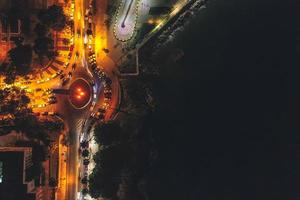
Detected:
left=146, top=0, right=300, bottom=199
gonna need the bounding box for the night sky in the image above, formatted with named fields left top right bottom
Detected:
left=148, top=0, right=300, bottom=199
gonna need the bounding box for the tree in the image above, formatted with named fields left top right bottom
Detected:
left=20, top=94, right=30, bottom=105
left=81, top=188, right=89, bottom=195
left=49, top=177, right=57, bottom=187
left=38, top=5, right=66, bottom=31
left=89, top=168, right=119, bottom=199
left=8, top=44, right=32, bottom=75
left=82, top=149, right=89, bottom=157
left=94, top=121, right=122, bottom=146
left=33, top=36, right=55, bottom=61
left=41, top=119, right=64, bottom=133
left=83, top=159, right=90, bottom=166
left=80, top=141, right=88, bottom=148
left=34, top=23, right=48, bottom=37
left=81, top=176, right=88, bottom=184
left=62, top=38, right=69, bottom=45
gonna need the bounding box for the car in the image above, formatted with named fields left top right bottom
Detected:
left=61, top=77, right=70, bottom=86
left=49, top=95, right=56, bottom=100
left=24, top=81, right=31, bottom=85
left=72, top=63, right=76, bottom=71
left=64, top=61, right=70, bottom=68
left=41, top=112, right=48, bottom=116
left=34, top=112, right=40, bottom=116
left=60, top=74, right=65, bottom=79
left=91, top=64, right=97, bottom=70
left=105, top=78, right=112, bottom=85
left=96, top=112, right=105, bottom=120
left=48, top=98, right=58, bottom=104
left=84, top=33, right=88, bottom=44
left=94, top=68, right=100, bottom=73
left=87, top=27, right=92, bottom=35
left=69, top=44, right=74, bottom=52
left=35, top=88, right=42, bottom=92
left=104, top=92, right=112, bottom=99
left=56, top=70, right=63, bottom=75
left=48, top=112, right=56, bottom=116
left=77, top=29, right=80, bottom=38
left=45, top=89, right=53, bottom=94
left=98, top=108, right=106, bottom=113
left=68, top=72, right=72, bottom=78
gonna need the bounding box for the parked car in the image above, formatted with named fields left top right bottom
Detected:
left=104, top=92, right=112, bottom=98
left=62, top=77, right=70, bottom=86
left=64, top=61, right=70, bottom=68
left=49, top=98, right=58, bottom=104
left=72, top=64, right=76, bottom=71
left=56, top=70, right=63, bottom=75
left=77, top=29, right=81, bottom=38
left=98, top=108, right=106, bottom=113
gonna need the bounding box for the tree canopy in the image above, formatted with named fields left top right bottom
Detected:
left=8, top=44, right=32, bottom=75
left=33, top=36, right=56, bottom=60
left=38, top=5, right=66, bottom=31
left=94, top=121, right=123, bottom=146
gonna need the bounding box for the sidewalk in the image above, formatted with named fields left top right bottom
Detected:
left=56, top=135, right=68, bottom=200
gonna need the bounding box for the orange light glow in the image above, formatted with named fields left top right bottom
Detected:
left=148, top=19, right=154, bottom=24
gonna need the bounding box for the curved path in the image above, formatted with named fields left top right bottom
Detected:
left=114, top=0, right=141, bottom=42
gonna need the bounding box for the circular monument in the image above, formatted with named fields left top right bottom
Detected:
left=69, top=78, right=91, bottom=109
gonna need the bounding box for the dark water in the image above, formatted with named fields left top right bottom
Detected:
left=148, top=0, right=300, bottom=199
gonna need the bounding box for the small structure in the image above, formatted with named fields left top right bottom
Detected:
left=0, top=147, right=36, bottom=200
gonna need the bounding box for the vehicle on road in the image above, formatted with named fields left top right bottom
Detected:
left=64, top=61, right=70, bottom=68
left=72, top=63, right=76, bottom=70
left=61, top=77, right=70, bottom=86
left=48, top=97, right=58, bottom=104
left=75, top=51, right=79, bottom=59
left=77, top=29, right=81, bottom=38
left=56, top=70, right=63, bottom=75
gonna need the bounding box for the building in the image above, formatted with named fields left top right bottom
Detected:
left=0, top=147, right=36, bottom=200
left=0, top=0, right=48, bottom=12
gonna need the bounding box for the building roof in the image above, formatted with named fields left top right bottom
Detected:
left=0, top=148, right=36, bottom=200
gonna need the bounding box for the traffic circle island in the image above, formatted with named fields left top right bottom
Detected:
left=69, top=78, right=92, bottom=109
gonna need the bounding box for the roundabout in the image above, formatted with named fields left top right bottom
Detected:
left=114, top=0, right=141, bottom=42
left=69, top=78, right=92, bottom=109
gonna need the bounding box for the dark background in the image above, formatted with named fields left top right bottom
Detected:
left=148, top=0, right=300, bottom=199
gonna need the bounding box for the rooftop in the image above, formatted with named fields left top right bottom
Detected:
left=0, top=147, right=36, bottom=200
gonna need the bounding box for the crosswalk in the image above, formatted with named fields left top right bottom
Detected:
left=36, top=187, right=44, bottom=200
